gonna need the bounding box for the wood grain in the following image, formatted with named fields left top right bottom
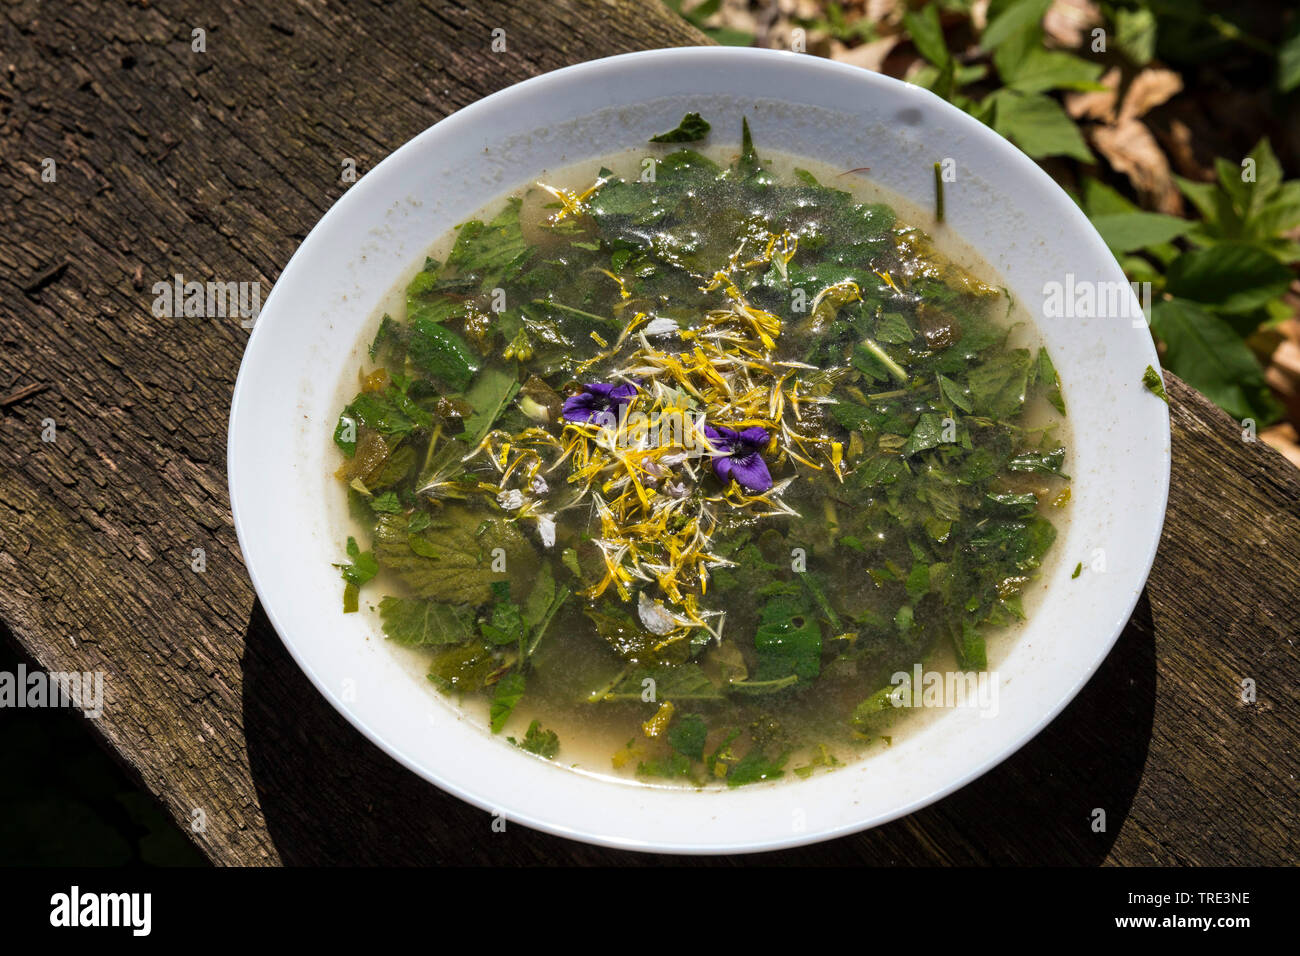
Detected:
left=1, top=0, right=1296, bottom=866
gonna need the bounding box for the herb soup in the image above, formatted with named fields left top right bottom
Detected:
left=331, top=114, right=1071, bottom=788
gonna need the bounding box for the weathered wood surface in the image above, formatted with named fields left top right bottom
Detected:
left=1, top=0, right=1296, bottom=866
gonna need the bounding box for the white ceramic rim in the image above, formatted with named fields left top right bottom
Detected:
left=228, top=46, right=1170, bottom=854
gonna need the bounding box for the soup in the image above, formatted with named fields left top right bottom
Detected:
left=330, top=114, right=1070, bottom=787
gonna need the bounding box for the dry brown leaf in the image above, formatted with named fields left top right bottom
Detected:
left=1118, top=68, right=1182, bottom=124
left=1044, top=0, right=1101, bottom=49
left=831, top=35, right=900, bottom=72
left=1092, top=119, right=1183, bottom=213
left=1260, top=424, right=1300, bottom=470
left=1066, top=66, right=1120, bottom=122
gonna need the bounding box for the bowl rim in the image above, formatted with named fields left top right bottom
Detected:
left=228, top=44, right=1171, bottom=854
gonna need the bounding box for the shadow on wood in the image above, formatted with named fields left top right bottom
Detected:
left=239, top=594, right=1154, bottom=865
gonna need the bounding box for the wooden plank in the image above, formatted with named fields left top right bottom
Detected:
left=0, top=0, right=1295, bottom=865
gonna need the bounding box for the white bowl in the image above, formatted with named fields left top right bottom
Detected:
left=228, top=47, right=1169, bottom=853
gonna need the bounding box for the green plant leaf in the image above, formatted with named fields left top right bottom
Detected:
left=989, top=90, right=1093, bottom=161
left=1164, top=243, right=1294, bottom=314
left=903, top=3, right=950, bottom=66
left=1089, top=211, right=1192, bottom=254
left=1115, top=7, right=1157, bottom=65
left=979, top=0, right=1052, bottom=51
left=1150, top=298, right=1281, bottom=423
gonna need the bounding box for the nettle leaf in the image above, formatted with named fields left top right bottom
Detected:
left=368, top=491, right=402, bottom=514
left=649, top=112, right=711, bottom=144
left=599, top=663, right=723, bottom=701
left=1007, top=446, right=1068, bottom=477
left=1150, top=298, right=1282, bottom=423
left=1034, top=348, right=1065, bottom=415
left=489, top=670, right=526, bottom=733
left=1164, top=243, right=1294, bottom=315
left=405, top=270, right=469, bottom=326
left=668, top=714, right=708, bottom=762
left=903, top=412, right=952, bottom=457
left=378, top=596, right=474, bottom=646
left=938, top=373, right=974, bottom=413
left=988, top=89, right=1093, bottom=161
left=725, top=747, right=788, bottom=788
left=460, top=366, right=521, bottom=446
left=447, top=196, right=531, bottom=289
left=511, top=719, right=559, bottom=758
left=968, top=349, right=1031, bottom=417
left=480, top=582, right=526, bottom=646
left=753, top=594, right=821, bottom=683
left=372, top=508, right=535, bottom=606
left=335, top=536, right=378, bottom=613
left=346, top=391, right=414, bottom=438
left=408, top=317, right=478, bottom=391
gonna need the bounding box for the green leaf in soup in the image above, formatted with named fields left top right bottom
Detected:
left=725, top=747, right=788, bottom=788
left=668, top=714, right=709, bottom=762
left=650, top=112, right=712, bottom=144
left=407, top=316, right=478, bottom=391
left=596, top=663, right=723, bottom=702
left=427, top=641, right=500, bottom=693
left=405, top=270, right=470, bottom=326
left=1007, top=446, right=1067, bottom=477
left=753, top=593, right=822, bottom=683
left=510, top=719, right=560, bottom=758
left=335, top=536, right=378, bottom=612
left=333, top=412, right=358, bottom=457
left=489, top=670, right=526, bottom=733
left=953, top=619, right=987, bottom=670
left=1150, top=298, right=1282, bottom=424
left=446, top=196, right=531, bottom=289
left=938, top=373, right=974, bottom=413
left=480, top=581, right=526, bottom=647
left=1034, top=347, right=1065, bottom=415
left=345, top=391, right=414, bottom=438
left=967, top=349, right=1031, bottom=417
left=378, top=596, right=474, bottom=647
left=460, top=366, right=521, bottom=446
left=902, top=412, right=952, bottom=458
left=372, top=508, right=535, bottom=606
left=368, top=491, right=402, bottom=514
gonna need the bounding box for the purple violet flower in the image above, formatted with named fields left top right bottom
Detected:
left=704, top=424, right=773, bottom=493
left=562, top=381, right=638, bottom=426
